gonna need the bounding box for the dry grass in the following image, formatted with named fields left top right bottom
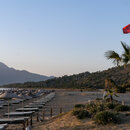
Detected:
left=32, top=111, right=81, bottom=130
left=32, top=110, right=130, bottom=130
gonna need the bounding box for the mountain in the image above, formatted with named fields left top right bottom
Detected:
left=43, top=65, right=130, bottom=89
left=3, top=64, right=130, bottom=89
left=1, top=64, right=130, bottom=89
left=0, top=62, right=54, bottom=85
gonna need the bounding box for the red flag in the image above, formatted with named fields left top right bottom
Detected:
left=123, top=24, right=130, bottom=34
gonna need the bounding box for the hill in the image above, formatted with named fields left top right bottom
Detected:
left=1, top=64, right=130, bottom=89
left=0, top=62, right=54, bottom=85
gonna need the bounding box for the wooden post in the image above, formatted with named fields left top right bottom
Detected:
left=37, top=112, right=39, bottom=122
left=30, top=115, right=32, bottom=126
left=50, top=107, right=52, bottom=117
left=42, top=111, right=44, bottom=121
left=60, top=107, right=62, bottom=114
left=27, top=118, right=29, bottom=126
left=22, top=121, right=25, bottom=130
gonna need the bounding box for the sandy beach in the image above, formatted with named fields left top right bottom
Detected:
left=0, top=89, right=130, bottom=130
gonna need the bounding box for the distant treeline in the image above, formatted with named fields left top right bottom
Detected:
left=1, top=64, right=130, bottom=89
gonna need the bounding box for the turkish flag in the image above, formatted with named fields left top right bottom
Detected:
left=123, top=24, right=130, bottom=34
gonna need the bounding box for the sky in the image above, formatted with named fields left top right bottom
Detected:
left=0, top=0, right=130, bottom=77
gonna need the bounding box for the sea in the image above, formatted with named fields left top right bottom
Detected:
left=0, top=88, right=11, bottom=90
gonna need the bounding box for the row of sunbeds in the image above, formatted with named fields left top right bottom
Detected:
left=0, top=91, right=55, bottom=130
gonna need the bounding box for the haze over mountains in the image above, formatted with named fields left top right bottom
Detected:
left=0, top=62, right=54, bottom=85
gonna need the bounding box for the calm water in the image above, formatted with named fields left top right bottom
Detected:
left=0, top=88, right=11, bottom=90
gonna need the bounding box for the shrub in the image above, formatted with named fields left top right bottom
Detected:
left=106, top=102, right=119, bottom=109
left=86, top=102, right=106, bottom=116
left=114, top=105, right=130, bottom=112
left=72, top=108, right=90, bottom=119
left=77, top=110, right=90, bottom=119
left=95, top=111, right=120, bottom=125
left=86, top=102, right=97, bottom=115
left=96, top=104, right=105, bottom=111
left=75, top=104, right=85, bottom=108
left=116, top=86, right=126, bottom=93
left=96, top=98, right=102, bottom=100
left=122, top=83, right=130, bottom=88
left=72, top=109, right=80, bottom=116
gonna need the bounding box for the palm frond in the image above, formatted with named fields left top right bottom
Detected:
left=121, top=42, right=130, bottom=64
left=105, top=51, right=121, bottom=66
left=122, top=56, right=129, bottom=64
left=121, top=41, right=130, bottom=55
left=104, top=95, right=108, bottom=99
left=114, top=94, right=119, bottom=97
left=105, top=51, right=121, bottom=60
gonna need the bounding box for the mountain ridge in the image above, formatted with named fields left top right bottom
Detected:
left=1, top=64, right=130, bottom=89
left=0, top=62, right=54, bottom=85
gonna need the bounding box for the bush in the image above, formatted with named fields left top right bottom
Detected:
left=122, top=83, right=130, bottom=88
left=75, top=104, right=85, bottom=108
left=72, top=109, right=80, bottom=116
left=114, top=105, right=130, bottom=112
left=95, top=111, right=120, bottom=125
left=72, top=108, right=90, bottom=119
left=106, top=102, right=119, bottom=109
left=116, top=86, right=126, bottom=93
left=86, top=102, right=106, bottom=116
left=96, top=98, right=102, bottom=100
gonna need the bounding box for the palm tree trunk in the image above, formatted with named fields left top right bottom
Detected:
left=110, top=95, right=113, bottom=102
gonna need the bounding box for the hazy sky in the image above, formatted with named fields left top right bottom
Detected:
left=0, top=0, right=130, bottom=77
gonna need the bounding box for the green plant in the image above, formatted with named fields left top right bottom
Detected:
left=121, top=41, right=130, bottom=65
left=116, top=86, right=126, bottom=93
left=105, top=102, right=119, bottom=109
left=86, top=102, right=106, bottom=116
left=104, top=79, right=119, bottom=102
left=105, top=51, right=121, bottom=67
left=104, top=88, right=118, bottom=102
left=86, top=102, right=97, bottom=115
left=77, top=110, right=90, bottom=119
left=72, top=108, right=90, bottom=119
left=105, top=41, right=130, bottom=66
left=75, top=104, right=85, bottom=108
left=96, top=98, right=102, bottom=100
left=114, top=105, right=130, bottom=112
left=95, top=111, right=120, bottom=125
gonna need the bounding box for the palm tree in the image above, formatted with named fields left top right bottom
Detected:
left=104, top=79, right=118, bottom=102
left=105, top=41, right=130, bottom=67
left=105, top=51, right=121, bottom=67
left=104, top=42, right=130, bottom=98
left=104, top=88, right=118, bottom=102
left=121, top=41, right=130, bottom=65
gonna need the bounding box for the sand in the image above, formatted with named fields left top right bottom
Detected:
left=32, top=110, right=130, bottom=130
left=0, top=89, right=130, bottom=130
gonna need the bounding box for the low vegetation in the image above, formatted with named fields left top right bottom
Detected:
left=114, top=105, right=130, bottom=112
left=72, top=100, right=130, bottom=125
left=86, top=102, right=105, bottom=116
left=105, top=102, right=119, bottom=109
left=94, top=111, right=120, bottom=125
left=72, top=108, right=90, bottom=119
left=74, top=104, right=85, bottom=108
